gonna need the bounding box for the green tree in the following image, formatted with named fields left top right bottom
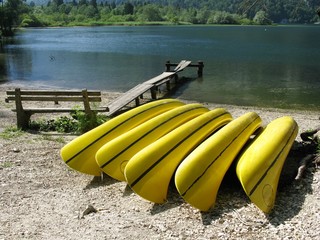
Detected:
left=53, top=0, right=64, bottom=6
left=79, top=0, right=87, bottom=6
left=89, top=0, right=97, bottom=9
left=110, top=1, right=116, bottom=9
left=1, top=0, right=28, bottom=36
left=196, top=8, right=211, bottom=24
left=180, top=8, right=198, bottom=24
left=123, top=2, right=134, bottom=15
left=139, top=4, right=162, bottom=21
left=253, top=10, right=272, bottom=25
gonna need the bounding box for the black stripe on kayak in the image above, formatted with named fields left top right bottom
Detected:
left=181, top=115, right=260, bottom=197
left=65, top=101, right=178, bottom=164
left=129, top=111, right=231, bottom=188
left=100, top=105, right=206, bottom=169
left=248, top=123, right=298, bottom=196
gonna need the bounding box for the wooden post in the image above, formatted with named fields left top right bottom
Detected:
left=165, top=61, right=171, bottom=72
left=174, top=74, right=178, bottom=84
left=82, top=89, right=92, bottom=116
left=15, top=88, right=30, bottom=130
left=197, top=61, right=204, bottom=77
left=135, top=97, right=140, bottom=106
left=151, top=86, right=157, bottom=99
left=166, top=81, right=171, bottom=91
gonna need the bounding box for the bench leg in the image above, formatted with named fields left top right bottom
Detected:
left=17, top=111, right=31, bottom=130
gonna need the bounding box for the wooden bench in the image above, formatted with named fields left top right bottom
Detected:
left=5, top=88, right=109, bottom=129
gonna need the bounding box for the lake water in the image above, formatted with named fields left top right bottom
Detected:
left=1, top=25, right=319, bottom=110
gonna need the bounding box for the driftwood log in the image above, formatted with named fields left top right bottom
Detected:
left=294, top=126, right=319, bottom=180
left=277, top=125, right=319, bottom=187
left=300, top=125, right=320, bottom=142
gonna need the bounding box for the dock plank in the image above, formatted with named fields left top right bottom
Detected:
left=144, top=72, right=176, bottom=85
left=106, top=60, right=193, bottom=116
left=107, top=72, right=177, bottom=116
left=174, top=60, right=192, bottom=72
left=107, top=84, right=153, bottom=116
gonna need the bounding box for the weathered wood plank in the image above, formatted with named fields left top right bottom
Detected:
left=17, top=107, right=108, bottom=113
left=6, top=96, right=102, bottom=102
left=106, top=60, right=193, bottom=116
left=144, top=72, right=176, bottom=85
left=6, top=90, right=101, bottom=96
left=107, top=84, right=153, bottom=115
left=174, top=60, right=192, bottom=72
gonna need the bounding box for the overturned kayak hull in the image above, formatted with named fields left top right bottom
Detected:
left=236, top=116, right=298, bottom=213
left=175, top=112, right=262, bottom=211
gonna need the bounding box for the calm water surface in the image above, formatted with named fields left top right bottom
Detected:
left=1, top=25, right=319, bottom=110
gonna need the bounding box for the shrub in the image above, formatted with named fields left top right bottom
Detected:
left=20, top=14, right=45, bottom=27
left=29, top=110, right=109, bottom=134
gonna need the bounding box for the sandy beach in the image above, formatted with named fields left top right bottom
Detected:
left=0, top=83, right=319, bottom=239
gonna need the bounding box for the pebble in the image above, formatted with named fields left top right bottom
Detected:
left=12, top=148, right=20, bottom=153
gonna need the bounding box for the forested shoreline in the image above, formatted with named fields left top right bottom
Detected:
left=1, top=0, right=320, bottom=36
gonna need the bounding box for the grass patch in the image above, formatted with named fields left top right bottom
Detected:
left=0, top=161, right=14, bottom=168
left=40, top=134, right=66, bottom=144
left=0, top=127, right=24, bottom=139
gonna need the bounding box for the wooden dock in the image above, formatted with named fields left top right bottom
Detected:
left=106, top=60, right=203, bottom=116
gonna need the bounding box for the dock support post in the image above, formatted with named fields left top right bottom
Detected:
left=174, top=74, right=178, bottom=83
left=135, top=97, right=140, bottom=106
left=165, top=61, right=171, bottom=72
left=151, top=86, right=157, bottom=99
left=166, top=81, right=171, bottom=91
left=197, top=61, right=204, bottom=77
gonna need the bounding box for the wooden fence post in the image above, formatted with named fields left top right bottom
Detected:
left=15, top=88, right=30, bottom=130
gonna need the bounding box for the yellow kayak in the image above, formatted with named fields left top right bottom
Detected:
left=175, top=112, right=262, bottom=212
left=125, top=108, right=233, bottom=203
left=60, top=99, right=184, bottom=176
left=96, top=103, right=209, bottom=181
left=236, top=116, right=298, bottom=213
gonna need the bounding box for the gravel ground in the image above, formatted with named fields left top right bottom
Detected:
left=0, top=84, right=319, bottom=240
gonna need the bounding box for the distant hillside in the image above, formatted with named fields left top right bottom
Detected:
left=25, top=0, right=320, bottom=24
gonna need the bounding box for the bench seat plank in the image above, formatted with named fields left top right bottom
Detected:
left=6, top=90, right=101, bottom=96
left=6, top=96, right=102, bottom=102
left=12, top=107, right=108, bottom=113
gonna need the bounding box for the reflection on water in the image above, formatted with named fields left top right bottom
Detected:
left=1, top=25, right=320, bottom=110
